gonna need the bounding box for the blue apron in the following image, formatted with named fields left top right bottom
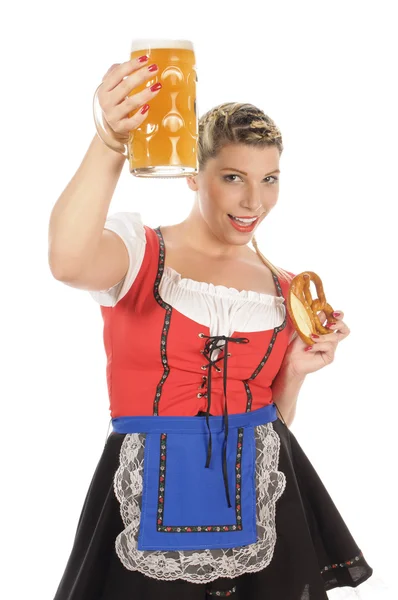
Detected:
left=112, top=402, right=278, bottom=551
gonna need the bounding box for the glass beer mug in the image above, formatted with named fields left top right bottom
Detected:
left=94, top=39, right=198, bottom=178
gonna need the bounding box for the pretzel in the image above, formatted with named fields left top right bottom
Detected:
left=286, top=272, right=335, bottom=346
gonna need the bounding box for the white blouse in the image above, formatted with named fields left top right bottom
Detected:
left=89, top=212, right=287, bottom=342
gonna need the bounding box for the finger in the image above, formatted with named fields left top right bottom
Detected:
left=102, top=63, right=120, bottom=79
left=332, top=310, right=344, bottom=320
left=311, top=325, right=349, bottom=345
left=102, top=56, right=150, bottom=93
left=111, top=63, right=160, bottom=108
left=105, top=101, right=152, bottom=138
left=315, top=309, right=343, bottom=329
left=112, top=80, right=162, bottom=124
left=325, top=320, right=350, bottom=334
left=310, top=331, right=339, bottom=343
left=101, top=62, right=124, bottom=85
left=305, top=341, right=336, bottom=356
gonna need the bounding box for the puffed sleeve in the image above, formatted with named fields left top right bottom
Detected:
left=89, top=211, right=146, bottom=307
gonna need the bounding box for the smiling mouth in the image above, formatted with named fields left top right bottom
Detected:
left=227, top=214, right=260, bottom=224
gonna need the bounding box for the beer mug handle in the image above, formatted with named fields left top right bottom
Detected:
left=93, top=83, right=129, bottom=158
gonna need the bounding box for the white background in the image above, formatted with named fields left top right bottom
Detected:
left=1, top=0, right=396, bottom=598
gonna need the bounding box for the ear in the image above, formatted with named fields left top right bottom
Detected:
left=186, top=175, right=198, bottom=191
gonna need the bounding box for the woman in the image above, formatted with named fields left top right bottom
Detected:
left=49, top=56, right=373, bottom=599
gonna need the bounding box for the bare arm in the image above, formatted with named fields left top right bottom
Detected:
left=48, top=57, right=162, bottom=291
left=271, top=364, right=306, bottom=427
left=48, top=134, right=129, bottom=289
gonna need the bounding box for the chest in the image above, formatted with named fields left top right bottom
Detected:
left=163, top=249, right=278, bottom=296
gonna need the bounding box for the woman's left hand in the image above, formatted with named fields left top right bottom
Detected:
left=283, top=310, right=350, bottom=379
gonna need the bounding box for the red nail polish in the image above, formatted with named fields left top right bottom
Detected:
left=333, top=312, right=341, bottom=317
left=327, top=322, right=337, bottom=328
left=140, top=104, right=150, bottom=115
left=148, top=64, right=159, bottom=72
left=310, top=334, right=319, bottom=338
left=150, top=82, right=162, bottom=92
left=305, top=346, right=313, bottom=351
left=138, top=55, right=149, bottom=63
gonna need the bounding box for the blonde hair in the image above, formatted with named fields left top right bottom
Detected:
left=198, top=102, right=293, bottom=284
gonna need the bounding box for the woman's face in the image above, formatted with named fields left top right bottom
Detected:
left=187, top=143, right=280, bottom=246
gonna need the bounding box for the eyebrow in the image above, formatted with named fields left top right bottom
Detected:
left=220, top=168, right=280, bottom=176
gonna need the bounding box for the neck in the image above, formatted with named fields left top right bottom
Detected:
left=177, top=208, right=253, bottom=260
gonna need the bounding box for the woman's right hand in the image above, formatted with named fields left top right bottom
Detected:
left=98, top=56, right=162, bottom=145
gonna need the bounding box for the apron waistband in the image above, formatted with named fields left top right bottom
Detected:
left=112, top=402, right=278, bottom=434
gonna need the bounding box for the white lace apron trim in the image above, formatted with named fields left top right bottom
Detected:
left=113, top=422, right=287, bottom=583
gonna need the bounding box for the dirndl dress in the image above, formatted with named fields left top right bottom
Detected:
left=52, top=215, right=374, bottom=599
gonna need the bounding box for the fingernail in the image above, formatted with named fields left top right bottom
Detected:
left=148, top=64, right=159, bottom=72
left=140, top=104, right=150, bottom=115
left=327, top=322, right=337, bottom=328
left=150, top=82, right=162, bottom=92
left=305, top=346, right=313, bottom=351
left=310, top=334, right=319, bottom=339
left=138, top=55, right=149, bottom=63
left=332, top=312, right=341, bottom=317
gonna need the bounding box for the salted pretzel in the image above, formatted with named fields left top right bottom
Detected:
left=286, top=272, right=335, bottom=346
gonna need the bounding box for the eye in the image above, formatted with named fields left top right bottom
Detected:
left=223, top=174, right=279, bottom=183
left=223, top=174, right=241, bottom=182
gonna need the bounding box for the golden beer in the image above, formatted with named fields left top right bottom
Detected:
left=128, top=39, right=198, bottom=177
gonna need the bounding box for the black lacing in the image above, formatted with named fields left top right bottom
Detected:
left=200, top=334, right=250, bottom=508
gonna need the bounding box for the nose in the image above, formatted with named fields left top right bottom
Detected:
left=241, top=194, right=263, bottom=214
left=240, top=184, right=271, bottom=214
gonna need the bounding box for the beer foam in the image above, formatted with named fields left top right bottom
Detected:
left=130, top=39, right=194, bottom=52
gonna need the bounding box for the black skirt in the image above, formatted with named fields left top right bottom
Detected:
left=52, top=417, right=373, bottom=600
